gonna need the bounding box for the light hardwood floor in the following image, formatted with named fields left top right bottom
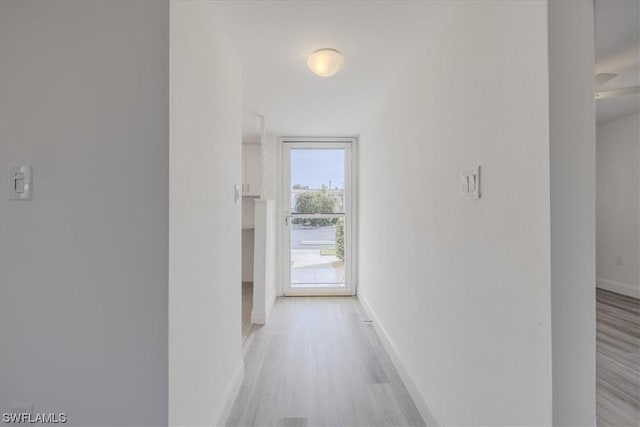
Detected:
left=597, top=288, right=640, bottom=427
left=230, top=290, right=639, bottom=426
left=227, top=297, right=426, bottom=427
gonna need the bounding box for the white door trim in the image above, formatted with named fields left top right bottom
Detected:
left=279, top=137, right=357, bottom=296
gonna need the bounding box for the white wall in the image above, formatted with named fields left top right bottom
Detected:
left=242, top=196, right=255, bottom=282
left=169, top=1, right=244, bottom=425
left=358, top=2, right=553, bottom=424
left=548, top=2, right=596, bottom=424
left=251, top=200, right=276, bottom=324
left=242, top=228, right=255, bottom=282
left=263, top=132, right=281, bottom=306
left=0, top=1, right=169, bottom=425
left=596, top=113, right=640, bottom=298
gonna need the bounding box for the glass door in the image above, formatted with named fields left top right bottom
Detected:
left=282, top=140, right=354, bottom=295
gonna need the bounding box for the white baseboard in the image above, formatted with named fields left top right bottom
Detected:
left=597, top=277, right=640, bottom=299
left=215, top=359, right=244, bottom=426
left=251, top=308, right=266, bottom=325
left=358, top=293, right=440, bottom=426
left=264, top=295, right=276, bottom=323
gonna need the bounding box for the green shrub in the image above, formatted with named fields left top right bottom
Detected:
left=335, top=218, right=345, bottom=261
left=293, top=186, right=338, bottom=226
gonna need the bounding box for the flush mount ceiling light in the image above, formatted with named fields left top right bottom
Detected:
left=307, top=48, right=345, bottom=77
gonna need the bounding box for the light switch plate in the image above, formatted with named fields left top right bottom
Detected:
left=9, top=165, right=32, bottom=200
left=461, top=166, right=480, bottom=200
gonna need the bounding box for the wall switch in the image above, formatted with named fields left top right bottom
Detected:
left=616, top=256, right=622, bottom=266
left=461, top=166, right=480, bottom=200
left=9, top=165, right=32, bottom=200
left=234, top=184, right=240, bottom=204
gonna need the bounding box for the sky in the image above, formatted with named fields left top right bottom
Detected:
left=290, top=148, right=345, bottom=190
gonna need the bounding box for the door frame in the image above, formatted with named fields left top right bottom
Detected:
left=279, top=137, right=357, bottom=296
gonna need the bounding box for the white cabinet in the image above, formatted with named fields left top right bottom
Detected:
left=243, top=144, right=262, bottom=197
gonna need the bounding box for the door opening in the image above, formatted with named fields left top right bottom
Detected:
left=282, top=139, right=356, bottom=296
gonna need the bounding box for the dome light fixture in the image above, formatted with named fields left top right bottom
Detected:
left=307, top=48, right=345, bottom=77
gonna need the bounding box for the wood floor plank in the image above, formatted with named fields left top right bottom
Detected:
left=231, top=289, right=639, bottom=426
left=227, top=297, right=426, bottom=427
left=597, top=289, right=640, bottom=427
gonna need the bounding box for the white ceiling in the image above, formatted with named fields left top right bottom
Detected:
left=210, top=1, right=450, bottom=140
left=595, top=0, right=640, bottom=123
left=217, top=0, right=639, bottom=137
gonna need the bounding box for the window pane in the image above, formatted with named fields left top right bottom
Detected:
left=290, top=149, right=345, bottom=214
left=290, top=218, right=345, bottom=286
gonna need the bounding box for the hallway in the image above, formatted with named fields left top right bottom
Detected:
left=227, top=297, right=425, bottom=426
left=0, top=1, right=609, bottom=425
